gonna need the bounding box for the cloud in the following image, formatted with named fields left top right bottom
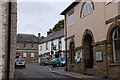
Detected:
left=17, top=2, right=73, bottom=36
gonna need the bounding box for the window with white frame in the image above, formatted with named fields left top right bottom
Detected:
left=51, top=42, right=54, bottom=50
left=69, top=13, right=74, bottom=26
left=40, top=46, right=42, bottom=51
left=81, top=1, right=93, bottom=18
left=23, top=53, right=27, bottom=59
left=106, top=0, right=113, bottom=4
left=31, top=53, right=34, bottom=59
left=59, top=38, right=62, bottom=50
left=112, top=27, right=120, bottom=63
left=46, top=42, right=48, bottom=50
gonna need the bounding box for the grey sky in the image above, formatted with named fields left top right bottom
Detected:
left=17, top=2, right=73, bottom=37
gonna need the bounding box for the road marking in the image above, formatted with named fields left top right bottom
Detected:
left=49, top=68, right=53, bottom=72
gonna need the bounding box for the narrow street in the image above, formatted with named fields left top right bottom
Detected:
left=15, top=63, right=71, bottom=79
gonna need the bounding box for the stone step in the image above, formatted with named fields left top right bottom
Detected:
left=84, top=69, right=94, bottom=76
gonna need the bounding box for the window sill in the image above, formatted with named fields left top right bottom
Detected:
left=109, top=63, right=120, bottom=67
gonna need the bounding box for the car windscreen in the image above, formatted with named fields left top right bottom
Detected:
left=16, top=59, right=24, bottom=62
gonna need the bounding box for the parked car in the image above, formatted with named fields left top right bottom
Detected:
left=60, top=57, right=65, bottom=67
left=15, top=59, right=26, bottom=68
left=50, top=58, right=62, bottom=67
left=40, top=57, right=51, bottom=66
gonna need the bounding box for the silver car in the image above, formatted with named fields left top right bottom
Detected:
left=15, top=59, right=26, bottom=68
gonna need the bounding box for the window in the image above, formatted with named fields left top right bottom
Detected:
left=106, top=0, right=113, bottom=4
left=46, top=42, right=48, bottom=50
left=24, top=43, right=27, bottom=48
left=31, top=43, right=34, bottom=48
left=16, top=44, right=19, bottom=48
left=69, top=13, right=74, bottom=26
left=81, top=1, right=93, bottom=18
left=23, top=53, right=27, bottom=59
left=40, top=46, right=42, bottom=51
left=59, top=38, right=62, bottom=50
left=31, top=53, right=34, bottom=59
left=51, top=42, right=54, bottom=50
left=112, top=27, right=120, bottom=63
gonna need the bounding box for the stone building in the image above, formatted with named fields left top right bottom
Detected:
left=0, top=1, right=17, bottom=79
left=16, top=34, right=43, bottom=63
left=61, top=0, right=120, bottom=78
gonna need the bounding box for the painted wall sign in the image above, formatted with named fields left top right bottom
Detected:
left=96, top=51, right=103, bottom=61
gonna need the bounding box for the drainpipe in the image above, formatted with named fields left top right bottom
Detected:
left=104, top=2, right=109, bottom=78
left=7, top=1, right=12, bottom=80
left=65, top=15, right=68, bottom=71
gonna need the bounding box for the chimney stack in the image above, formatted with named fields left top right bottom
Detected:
left=38, top=33, right=41, bottom=37
left=47, top=29, right=52, bottom=36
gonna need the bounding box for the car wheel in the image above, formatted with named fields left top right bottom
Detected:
left=24, top=65, right=26, bottom=68
left=53, top=65, right=56, bottom=67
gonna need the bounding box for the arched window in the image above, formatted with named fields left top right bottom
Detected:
left=112, top=27, right=120, bottom=63
left=81, top=1, right=93, bottom=18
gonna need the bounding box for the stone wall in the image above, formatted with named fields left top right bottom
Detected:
left=0, top=1, right=17, bottom=79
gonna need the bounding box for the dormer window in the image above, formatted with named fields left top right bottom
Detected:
left=81, top=1, right=93, bottom=18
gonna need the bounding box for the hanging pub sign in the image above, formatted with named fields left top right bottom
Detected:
left=96, top=51, right=103, bottom=62
left=76, top=50, right=82, bottom=63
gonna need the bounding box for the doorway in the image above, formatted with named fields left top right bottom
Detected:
left=83, top=34, right=93, bottom=69
left=70, top=42, right=75, bottom=64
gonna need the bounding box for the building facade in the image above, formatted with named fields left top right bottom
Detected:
left=39, top=29, right=65, bottom=60
left=0, top=1, right=17, bottom=79
left=61, top=0, right=120, bottom=78
left=16, top=34, right=43, bottom=63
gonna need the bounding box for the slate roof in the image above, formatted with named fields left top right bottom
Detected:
left=40, top=28, right=64, bottom=44
left=17, top=34, right=43, bottom=43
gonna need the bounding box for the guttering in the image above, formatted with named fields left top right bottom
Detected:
left=64, top=15, right=68, bottom=71
left=61, top=2, right=79, bottom=15
left=7, top=1, right=12, bottom=80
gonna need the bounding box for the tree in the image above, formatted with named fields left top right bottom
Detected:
left=52, top=19, right=64, bottom=32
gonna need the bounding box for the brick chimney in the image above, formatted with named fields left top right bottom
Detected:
left=38, top=33, right=41, bottom=37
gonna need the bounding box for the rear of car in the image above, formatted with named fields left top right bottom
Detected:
left=15, top=59, right=26, bottom=68
left=41, top=57, right=51, bottom=66
left=60, top=57, right=65, bottom=67
left=50, top=58, right=62, bottom=67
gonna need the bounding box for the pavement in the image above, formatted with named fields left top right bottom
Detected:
left=50, top=66, right=104, bottom=79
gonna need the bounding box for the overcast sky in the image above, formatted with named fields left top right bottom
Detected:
left=17, top=1, right=74, bottom=37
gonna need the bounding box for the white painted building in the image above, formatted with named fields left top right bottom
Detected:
left=38, top=29, right=65, bottom=60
